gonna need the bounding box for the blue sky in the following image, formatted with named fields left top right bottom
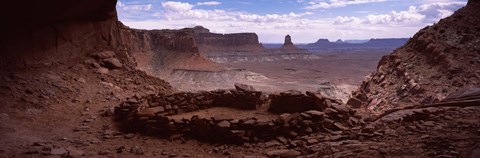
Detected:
left=117, top=0, right=467, bottom=43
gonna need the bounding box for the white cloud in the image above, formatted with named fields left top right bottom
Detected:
left=415, top=2, right=466, bottom=22
left=162, top=1, right=194, bottom=12
left=364, top=2, right=465, bottom=24
left=160, top=1, right=231, bottom=20
left=117, top=2, right=152, bottom=11
left=305, top=0, right=386, bottom=10
left=365, top=8, right=425, bottom=24
left=238, top=12, right=313, bottom=23
left=159, top=1, right=312, bottom=23
left=329, top=2, right=465, bottom=25
left=334, top=16, right=362, bottom=24
left=197, top=1, right=222, bottom=6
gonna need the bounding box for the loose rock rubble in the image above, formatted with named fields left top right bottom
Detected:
left=83, top=51, right=125, bottom=76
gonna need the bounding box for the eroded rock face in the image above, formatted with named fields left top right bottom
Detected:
left=0, top=0, right=120, bottom=70
left=196, top=33, right=260, bottom=46
left=119, top=26, right=223, bottom=76
left=121, top=27, right=198, bottom=53
left=196, top=33, right=259, bottom=46
left=0, top=1, right=221, bottom=76
left=348, top=1, right=480, bottom=113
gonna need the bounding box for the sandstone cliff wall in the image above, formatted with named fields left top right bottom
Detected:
left=0, top=0, right=120, bottom=70
left=121, top=27, right=198, bottom=53
left=196, top=33, right=261, bottom=46
left=119, top=27, right=223, bottom=77
left=195, top=32, right=264, bottom=54
left=0, top=0, right=222, bottom=77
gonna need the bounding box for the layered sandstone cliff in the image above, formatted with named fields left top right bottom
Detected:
left=119, top=25, right=222, bottom=77
left=206, top=34, right=316, bottom=63
left=192, top=26, right=264, bottom=55
left=0, top=0, right=222, bottom=79
left=348, top=0, right=480, bottom=113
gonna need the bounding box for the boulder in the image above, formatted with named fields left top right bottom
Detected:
left=306, top=92, right=331, bottom=110
left=66, top=147, right=84, bottom=157
left=91, top=51, right=115, bottom=59
left=217, top=120, right=231, bottom=128
left=103, top=58, right=123, bottom=69
left=266, top=149, right=301, bottom=158
left=96, top=67, right=109, bottom=74
left=306, top=138, right=319, bottom=145
left=331, top=104, right=353, bottom=114
left=234, top=83, right=256, bottom=92
left=50, top=148, right=68, bottom=155
left=304, top=110, right=324, bottom=118
left=347, top=97, right=363, bottom=109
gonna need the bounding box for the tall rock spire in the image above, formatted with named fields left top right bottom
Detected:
left=280, top=34, right=307, bottom=52
left=283, top=34, right=294, bottom=47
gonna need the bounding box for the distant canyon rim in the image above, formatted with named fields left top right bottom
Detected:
left=150, top=26, right=409, bottom=102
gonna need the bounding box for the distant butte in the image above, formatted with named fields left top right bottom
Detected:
left=192, top=25, right=264, bottom=54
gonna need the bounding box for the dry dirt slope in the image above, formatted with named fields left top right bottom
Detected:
left=348, top=0, right=480, bottom=113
